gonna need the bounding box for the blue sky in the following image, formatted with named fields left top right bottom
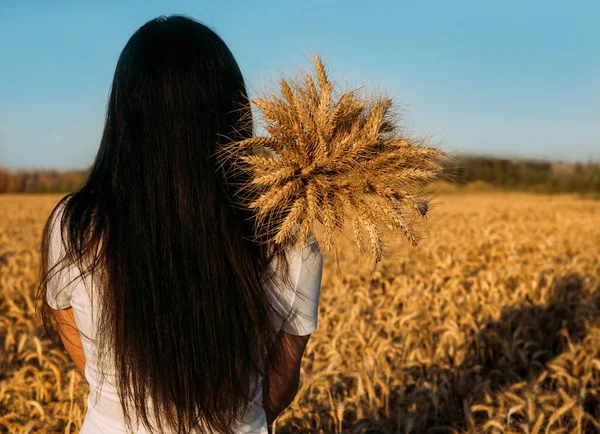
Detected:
left=1, top=0, right=598, bottom=169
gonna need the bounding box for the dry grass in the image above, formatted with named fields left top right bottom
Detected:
left=219, top=55, right=443, bottom=267
left=0, top=195, right=88, bottom=433
left=1, top=192, right=600, bottom=433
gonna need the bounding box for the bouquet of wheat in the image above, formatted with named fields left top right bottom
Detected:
left=219, top=55, right=443, bottom=269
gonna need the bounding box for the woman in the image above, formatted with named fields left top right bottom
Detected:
left=39, top=15, right=323, bottom=434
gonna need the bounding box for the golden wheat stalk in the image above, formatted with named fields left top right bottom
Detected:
left=219, top=54, right=444, bottom=266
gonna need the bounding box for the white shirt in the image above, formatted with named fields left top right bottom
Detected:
left=46, top=204, right=323, bottom=433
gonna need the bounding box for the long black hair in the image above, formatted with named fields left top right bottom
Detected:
left=38, top=15, right=290, bottom=433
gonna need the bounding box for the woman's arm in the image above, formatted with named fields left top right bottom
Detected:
left=52, top=307, right=86, bottom=378
left=262, top=330, right=311, bottom=425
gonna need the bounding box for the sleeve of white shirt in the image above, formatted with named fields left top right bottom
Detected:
left=280, top=235, right=324, bottom=336
left=45, top=203, right=77, bottom=310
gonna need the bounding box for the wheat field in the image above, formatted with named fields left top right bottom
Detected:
left=1, top=193, right=599, bottom=433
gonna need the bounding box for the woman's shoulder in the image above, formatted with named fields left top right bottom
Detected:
left=286, top=233, right=323, bottom=267
left=274, top=233, right=324, bottom=335
left=45, top=195, right=84, bottom=310
left=47, top=195, right=73, bottom=234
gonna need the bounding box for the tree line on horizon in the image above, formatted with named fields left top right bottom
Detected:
left=0, top=169, right=86, bottom=194
left=440, top=155, right=600, bottom=195
left=1, top=155, right=599, bottom=195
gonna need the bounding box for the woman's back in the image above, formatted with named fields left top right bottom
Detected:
left=46, top=202, right=323, bottom=433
